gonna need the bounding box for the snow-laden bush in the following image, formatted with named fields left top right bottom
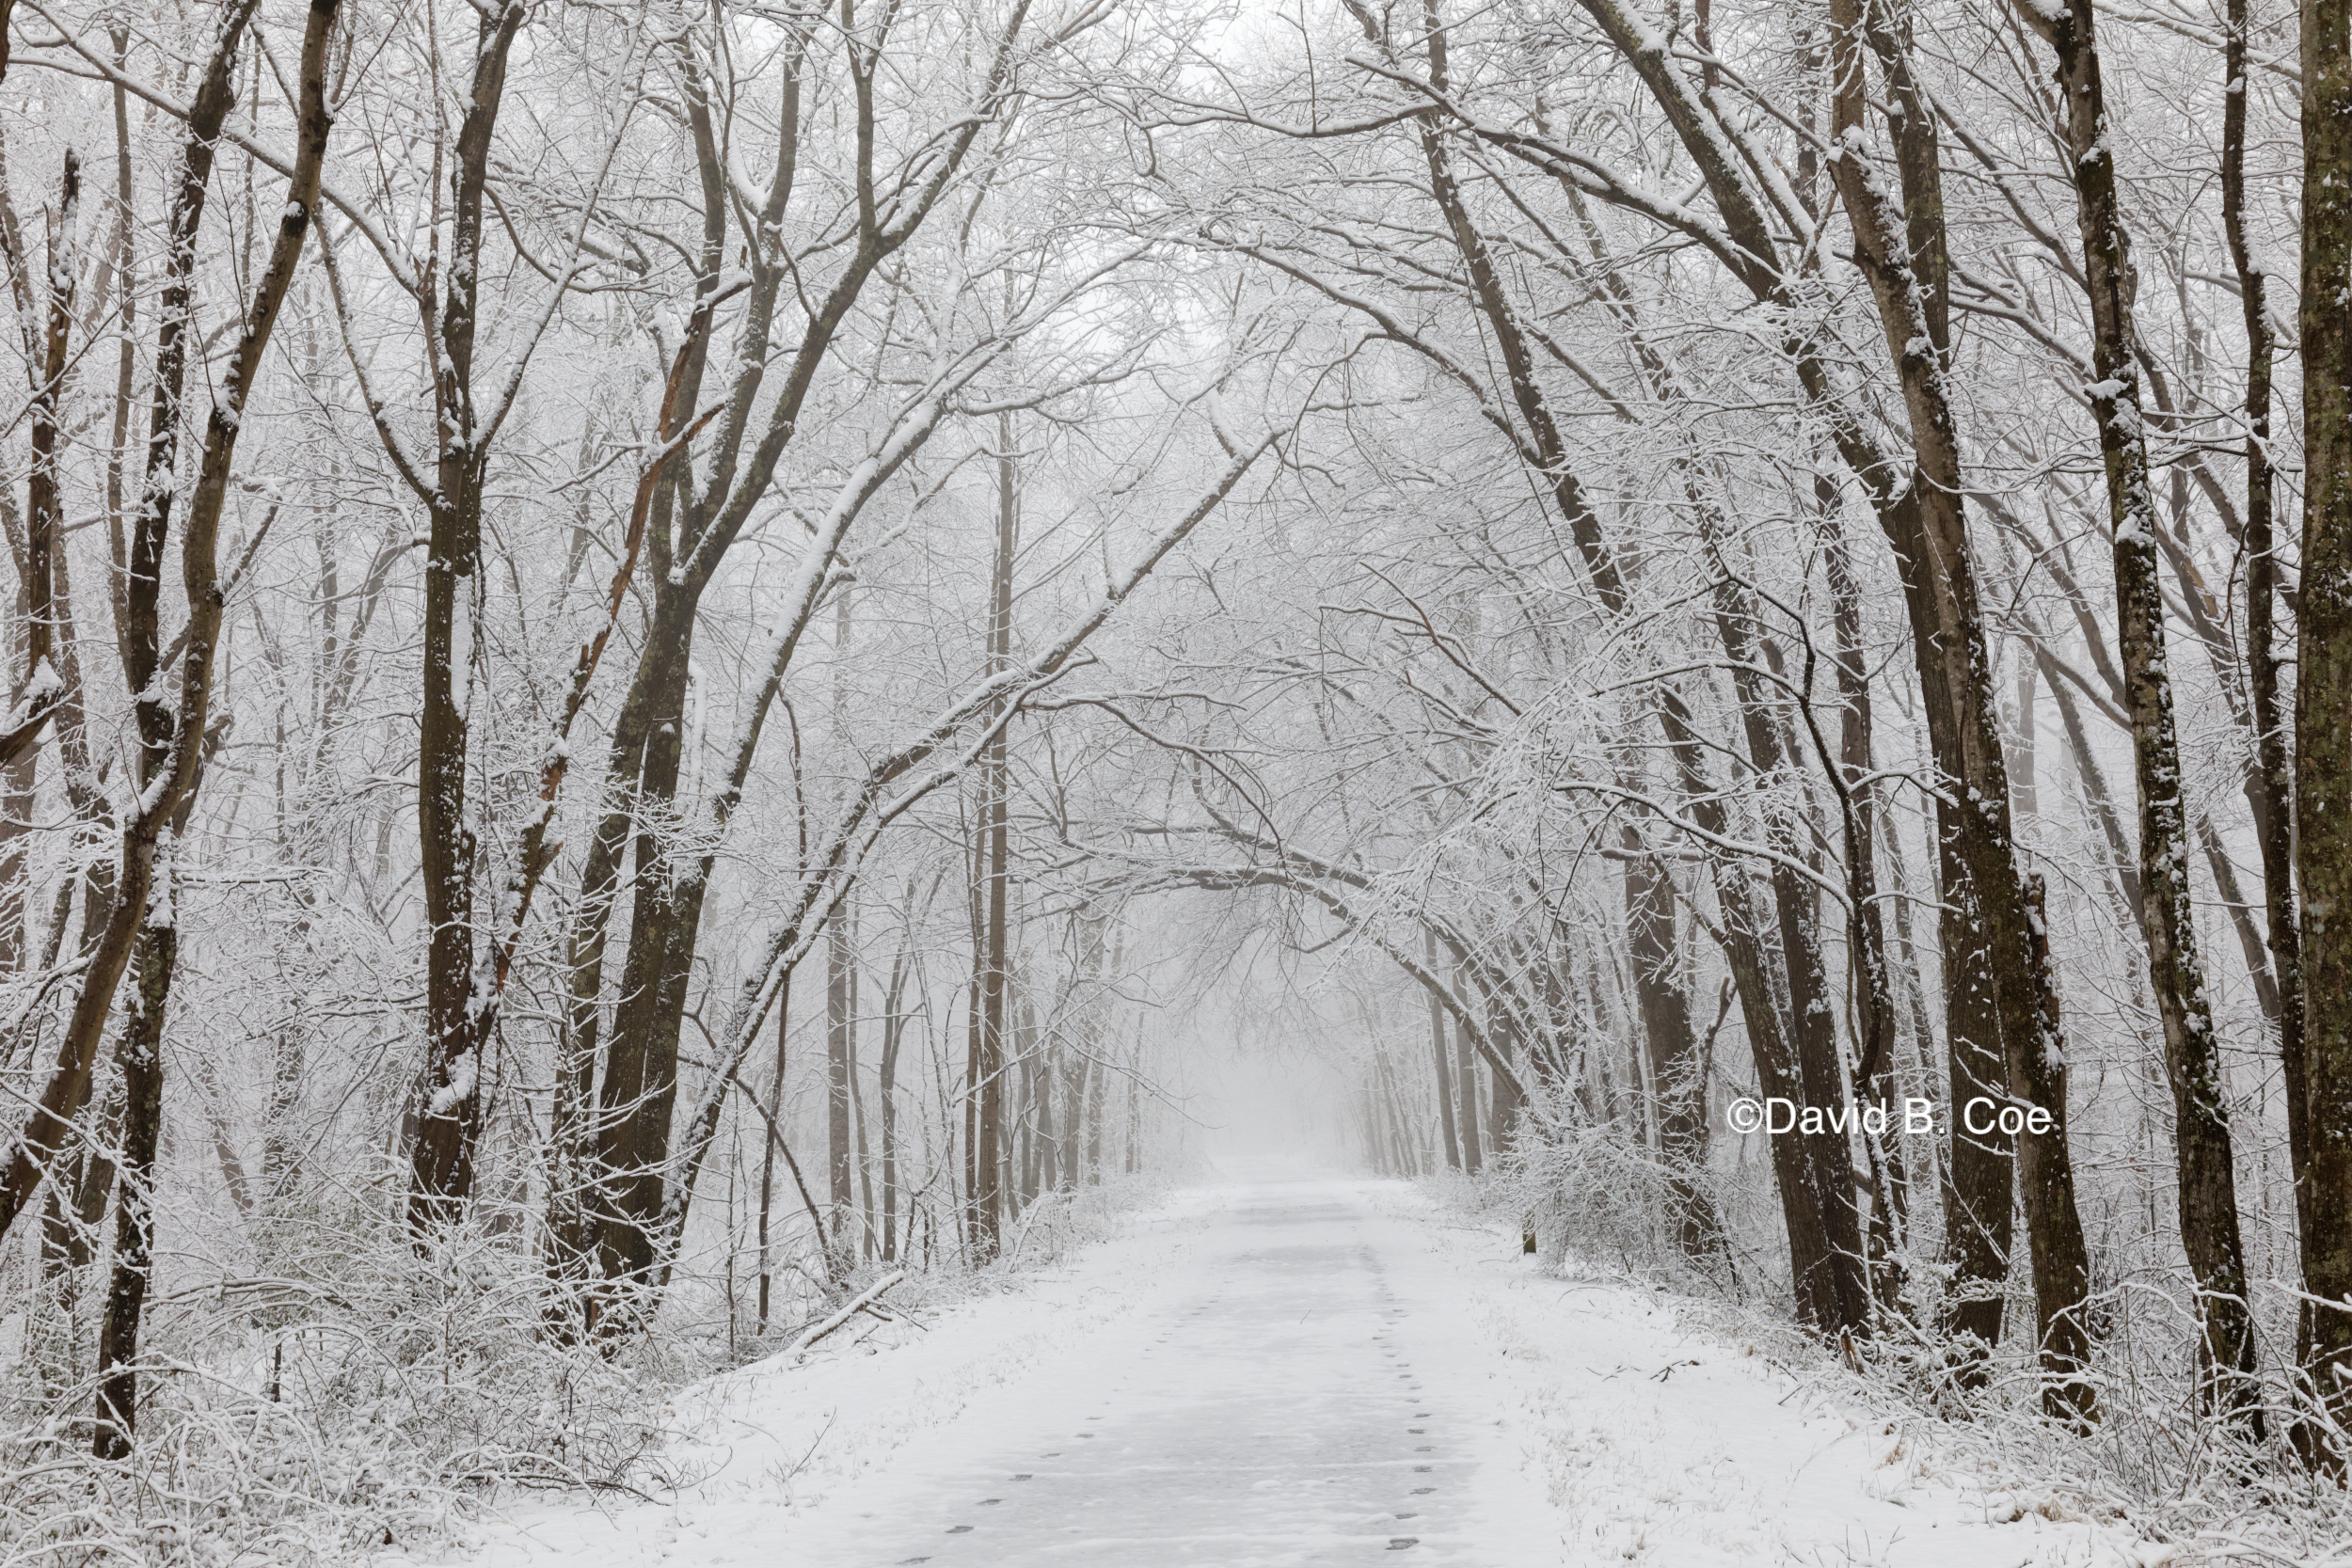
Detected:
left=1492, top=1091, right=1754, bottom=1305
left=995, top=1172, right=1170, bottom=1275
left=0, top=1208, right=671, bottom=1567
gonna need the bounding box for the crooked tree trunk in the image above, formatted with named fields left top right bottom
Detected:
left=571, top=10, right=1031, bottom=1291
left=0, top=0, right=331, bottom=1254
left=80, top=0, right=340, bottom=1455
left=1699, top=520, right=1871, bottom=1333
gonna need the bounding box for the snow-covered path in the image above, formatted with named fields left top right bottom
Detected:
left=444, top=1169, right=2165, bottom=1568
left=814, top=1177, right=1544, bottom=1565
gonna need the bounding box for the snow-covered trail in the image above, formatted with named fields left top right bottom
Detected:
left=443, top=1168, right=2166, bottom=1568
left=807, top=1175, right=1545, bottom=1565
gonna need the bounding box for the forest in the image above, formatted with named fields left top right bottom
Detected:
left=0, top=0, right=2348, bottom=1560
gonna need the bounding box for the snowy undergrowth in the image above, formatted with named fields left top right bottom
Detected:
left=0, top=1219, right=677, bottom=1568
left=1450, top=1169, right=2352, bottom=1568
left=0, top=1175, right=1172, bottom=1568
left=404, top=1172, right=1198, bottom=1568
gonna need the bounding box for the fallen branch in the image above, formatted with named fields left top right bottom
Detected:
left=791, top=1270, right=907, bottom=1357
left=1004, top=1189, right=1064, bottom=1270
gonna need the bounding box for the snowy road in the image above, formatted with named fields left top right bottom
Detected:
left=445, top=1171, right=2167, bottom=1568
left=825, top=1180, right=1542, bottom=1566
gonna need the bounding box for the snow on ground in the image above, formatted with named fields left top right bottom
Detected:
left=400, top=1164, right=2180, bottom=1566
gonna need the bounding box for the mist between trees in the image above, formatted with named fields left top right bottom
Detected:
left=0, top=0, right=2347, bottom=1557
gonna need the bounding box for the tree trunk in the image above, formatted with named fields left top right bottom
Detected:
left=1064, top=1046, right=1090, bottom=1195
left=1032, top=997, right=1057, bottom=1200
left=1487, top=1008, right=1522, bottom=1156
left=972, top=410, right=1018, bottom=1260
left=1826, top=0, right=2091, bottom=1412
left=852, top=1020, right=876, bottom=1260
left=2011, top=0, right=2254, bottom=1427
left=1424, top=929, right=1462, bottom=1168
left=587, top=590, right=702, bottom=1289
left=1015, top=999, right=1040, bottom=1210
left=1087, top=1027, right=1113, bottom=1183
left=91, top=917, right=169, bottom=1458
left=827, top=897, right=856, bottom=1268
left=963, top=813, right=984, bottom=1249
left=1624, top=836, right=1737, bottom=1264
left=2226, top=0, right=2312, bottom=1376
left=1122, top=1055, right=1139, bottom=1177
left=2296, top=0, right=2352, bottom=1442
left=1821, top=496, right=1909, bottom=1309
left=755, top=973, right=789, bottom=1333
left=1701, top=522, right=1872, bottom=1332
left=880, top=951, right=905, bottom=1263
left=1453, top=966, right=1484, bottom=1176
